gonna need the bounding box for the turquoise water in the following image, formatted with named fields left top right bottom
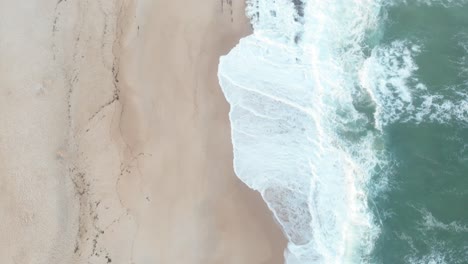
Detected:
left=218, top=1, right=467, bottom=263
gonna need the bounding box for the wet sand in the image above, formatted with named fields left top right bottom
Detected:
left=0, top=0, right=286, bottom=263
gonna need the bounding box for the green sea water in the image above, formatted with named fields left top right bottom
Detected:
left=218, top=1, right=467, bottom=263
left=370, top=3, right=468, bottom=263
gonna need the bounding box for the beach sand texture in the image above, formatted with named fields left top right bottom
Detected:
left=0, top=0, right=286, bottom=263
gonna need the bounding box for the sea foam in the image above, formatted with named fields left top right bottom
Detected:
left=359, top=40, right=468, bottom=128
left=218, top=0, right=385, bottom=263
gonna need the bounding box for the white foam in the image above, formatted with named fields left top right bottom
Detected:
left=405, top=244, right=466, bottom=264
left=219, top=0, right=386, bottom=263
left=419, top=209, right=468, bottom=233
left=407, top=252, right=449, bottom=264
left=359, top=40, right=468, bottom=129
left=418, top=92, right=468, bottom=124
left=398, top=222, right=465, bottom=264
left=359, top=40, right=422, bottom=129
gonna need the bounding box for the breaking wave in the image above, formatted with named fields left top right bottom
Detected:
left=218, top=0, right=467, bottom=263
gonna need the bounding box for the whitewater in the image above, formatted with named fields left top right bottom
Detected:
left=218, top=0, right=468, bottom=263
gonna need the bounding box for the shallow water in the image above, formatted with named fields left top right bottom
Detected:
left=218, top=0, right=468, bottom=263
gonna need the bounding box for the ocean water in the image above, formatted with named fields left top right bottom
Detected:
left=218, top=1, right=468, bottom=263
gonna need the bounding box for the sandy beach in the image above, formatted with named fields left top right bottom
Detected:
left=0, top=0, right=286, bottom=263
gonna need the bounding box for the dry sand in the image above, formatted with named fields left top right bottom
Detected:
left=0, top=0, right=286, bottom=263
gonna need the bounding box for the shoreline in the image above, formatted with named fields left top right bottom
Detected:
left=0, top=0, right=287, bottom=263
left=115, top=0, right=288, bottom=262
